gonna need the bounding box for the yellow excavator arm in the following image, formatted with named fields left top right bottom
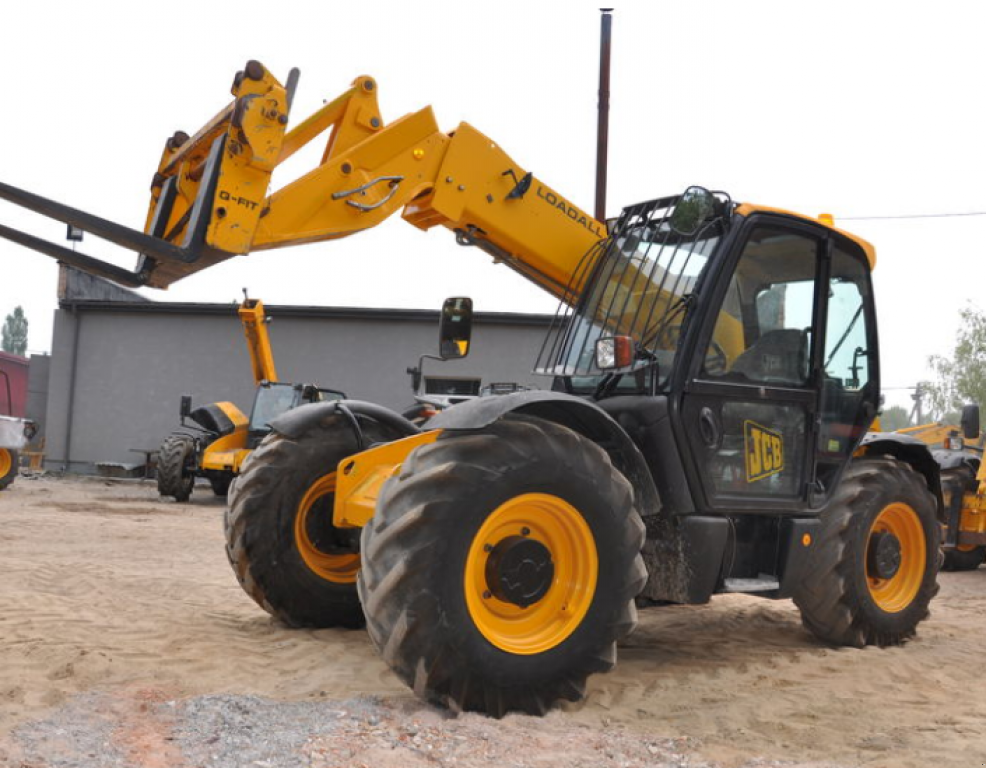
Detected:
left=0, top=61, right=603, bottom=300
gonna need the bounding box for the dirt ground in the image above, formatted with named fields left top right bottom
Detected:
left=1, top=475, right=985, bottom=768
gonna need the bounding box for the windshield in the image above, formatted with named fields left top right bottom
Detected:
left=249, top=383, right=299, bottom=431
left=535, top=195, right=723, bottom=390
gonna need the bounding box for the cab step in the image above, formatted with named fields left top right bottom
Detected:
left=724, top=576, right=780, bottom=593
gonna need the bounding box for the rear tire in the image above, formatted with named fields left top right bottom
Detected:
left=794, top=458, right=940, bottom=647
left=0, top=449, right=18, bottom=490
left=940, top=467, right=985, bottom=571
left=358, top=415, right=647, bottom=717
left=225, top=412, right=405, bottom=628
left=157, top=434, right=196, bottom=502
left=208, top=472, right=233, bottom=497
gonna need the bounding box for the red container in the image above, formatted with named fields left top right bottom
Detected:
left=0, top=351, right=29, bottom=417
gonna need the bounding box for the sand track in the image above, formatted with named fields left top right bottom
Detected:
left=1, top=475, right=985, bottom=767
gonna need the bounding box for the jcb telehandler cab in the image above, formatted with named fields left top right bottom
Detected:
left=0, top=62, right=943, bottom=718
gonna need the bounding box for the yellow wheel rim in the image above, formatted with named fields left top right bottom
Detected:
left=294, top=473, right=360, bottom=584
left=0, top=449, right=10, bottom=478
left=464, top=493, right=598, bottom=655
left=867, top=502, right=926, bottom=613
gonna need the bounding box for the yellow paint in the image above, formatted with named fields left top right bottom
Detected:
left=866, top=502, right=926, bottom=613
left=735, top=203, right=875, bottom=269
left=200, top=428, right=249, bottom=471
left=744, top=421, right=784, bottom=482
left=463, top=493, right=598, bottom=655
left=294, top=472, right=360, bottom=584
left=332, top=431, right=441, bottom=529
left=238, top=298, right=278, bottom=384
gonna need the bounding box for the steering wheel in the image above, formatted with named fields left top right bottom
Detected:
left=652, top=325, right=728, bottom=375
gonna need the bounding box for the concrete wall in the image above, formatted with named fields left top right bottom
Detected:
left=46, top=301, right=555, bottom=472
left=25, top=354, right=49, bottom=445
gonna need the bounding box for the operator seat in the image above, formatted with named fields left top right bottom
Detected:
left=730, top=329, right=808, bottom=386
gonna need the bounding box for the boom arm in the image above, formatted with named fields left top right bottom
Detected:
left=0, top=61, right=605, bottom=299
left=238, top=297, right=278, bottom=385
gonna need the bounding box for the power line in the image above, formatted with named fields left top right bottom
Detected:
left=839, top=211, right=986, bottom=221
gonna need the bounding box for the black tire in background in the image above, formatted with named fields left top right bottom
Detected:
left=940, top=466, right=985, bottom=572
left=0, top=449, right=18, bottom=490
left=359, top=414, right=647, bottom=717
left=794, top=458, right=940, bottom=647
left=208, top=471, right=234, bottom=497
left=157, top=434, right=196, bottom=502
left=225, top=412, right=405, bottom=629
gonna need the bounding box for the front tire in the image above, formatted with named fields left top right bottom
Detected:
left=225, top=412, right=405, bottom=628
left=794, top=458, right=940, bottom=647
left=157, top=434, right=196, bottom=502
left=0, top=449, right=18, bottom=490
left=358, top=415, right=647, bottom=717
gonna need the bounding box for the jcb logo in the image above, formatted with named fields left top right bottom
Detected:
left=745, top=421, right=784, bottom=482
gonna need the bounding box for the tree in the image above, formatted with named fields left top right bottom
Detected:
left=926, top=305, right=986, bottom=419
left=1, top=306, right=28, bottom=356
left=879, top=404, right=912, bottom=432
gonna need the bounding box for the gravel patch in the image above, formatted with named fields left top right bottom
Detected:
left=1, top=690, right=852, bottom=768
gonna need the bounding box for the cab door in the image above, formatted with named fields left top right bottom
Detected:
left=679, top=217, right=824, bottom=512
left=678, top=216, right=879, bottom=513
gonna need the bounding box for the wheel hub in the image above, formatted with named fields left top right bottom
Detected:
left=485, top=535, right=554, bottom=608
left=868, top=530, right=902, bottom=580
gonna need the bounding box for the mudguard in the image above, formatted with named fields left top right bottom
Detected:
left=427, top=391, right=662, bottom=518
left=859, top=431, right=946, bottom=520
left=269, top=400, right=420, bottom=442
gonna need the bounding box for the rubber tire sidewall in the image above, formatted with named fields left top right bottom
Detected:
left=360, top=414, right=646, bottom=714
left=157, top=434, right=196, bottom=502
left=795, top=458, right=940, bottom=646
left=226, top=413, right=405, bottom=628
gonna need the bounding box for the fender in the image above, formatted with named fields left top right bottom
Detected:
left=931, top=447, right=981, bottom=473
left=428, top=390, right=661, bottom=517
left=269, top=399, right=420, bottom=441
left=859, top=431, right=946, bottom=521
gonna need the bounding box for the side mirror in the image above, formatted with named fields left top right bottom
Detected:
left=180, top=395, right=192, bottom=419
left=961, top=403, right=980, bottom=440
left=669, top=186, right=715, bottom=235
left=438, top=297, right=473, bottom=360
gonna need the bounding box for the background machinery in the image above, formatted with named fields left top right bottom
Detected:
left=0, top=62, right=945, bottom=717
left=0, top=368, right=36, bottom=490
left=898, top=407, right=986, bottom=571
left=156, top=295, right=345, bottom=501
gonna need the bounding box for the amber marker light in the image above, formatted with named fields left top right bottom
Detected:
left=818, top=213, right=835, bottom=227
left=802, top=533, right=812, bottom=547
left=413, top=148, right=425, bottom=160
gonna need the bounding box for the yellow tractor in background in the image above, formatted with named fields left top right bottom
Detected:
left=0, top=60, right=948, bottom=717
left=156, top=295, right=345, bottom=501
left=895, top=408, right=986, bottom=571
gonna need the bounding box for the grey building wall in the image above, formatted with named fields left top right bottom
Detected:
left=46, top=301, right=556, bottom=472
left=25, top=353, right=50, bottom=444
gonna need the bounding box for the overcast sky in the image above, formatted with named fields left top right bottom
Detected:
left=2, top=0, right=984, bottom=413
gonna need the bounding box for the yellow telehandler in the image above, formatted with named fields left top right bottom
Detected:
left=0, top=61, right=946, bottom=717
left=156, top=295, right=346, bottom=501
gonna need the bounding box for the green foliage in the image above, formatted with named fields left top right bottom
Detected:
left=879, top=404, right=912, bottom=432
left=927, top=305, right=986, bottom=418
left=1, top=306, right=28, bottom=356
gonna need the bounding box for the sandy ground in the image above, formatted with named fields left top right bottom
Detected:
left=1, top=475, right=985, bottom=768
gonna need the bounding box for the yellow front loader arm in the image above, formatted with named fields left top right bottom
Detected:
left=0, top=61, right=603, bottom=300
